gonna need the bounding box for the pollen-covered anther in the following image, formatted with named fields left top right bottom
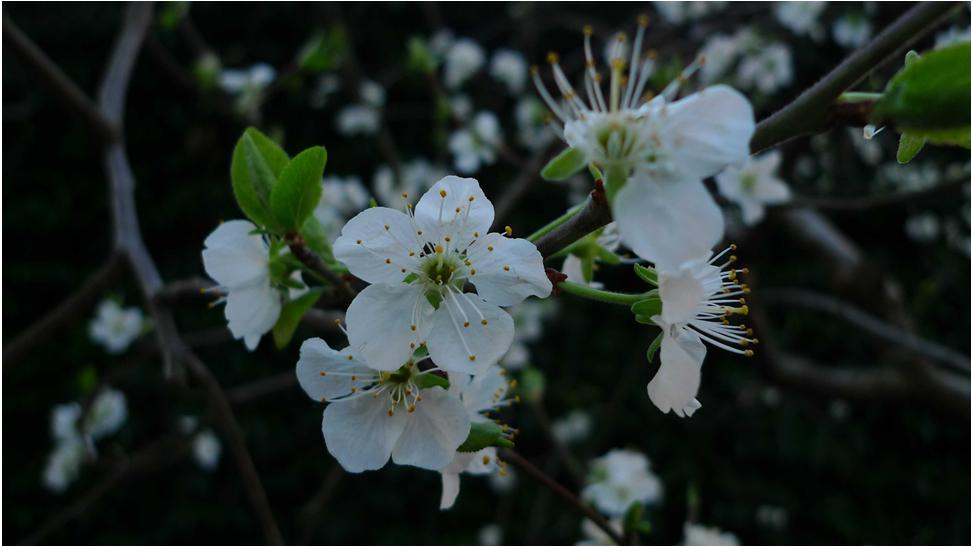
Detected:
left=407, top=404, right=416, bottom=413
left=470, top=269, right=476, bottom=275
left=463, top=321, right=470, bottom=328
left=319, top=371, right=327, bottom=376
left=454, top=207, right=461, bottom=213
left=583, top=24, right=593, bottom=36
left=355, top=239, right=362, bottom=244
left=504, top=225, right=513, bottom=236
left=744, top=349, right=755, bottom=357
left=444, top=236, right=451, bottom=243
left=439, top=190, right=448, bottom=198
left=546, top=51, right=559, bottom=64
left=482, top=455, right=491, bottom=465
left=637, top=14, right=649, bottom=27
left=468, top=355, right=476, bottom=362
left=387, top=409, right=395, bottom=416
left=435, top=244, right=444, bottom=255
left=503, top=265, right=510, bottom=272
left=487, top=245, right=494, bottom=252
left=480, top=319, right=488, bottom=325
left=473, top=231, right=480, bottom=238
left=383, top=224, right=390, bottom=231
left=346, top=355, right=354, bottom=360
left=410, top=324, right=417, bottom=331
left=385, top=258, right=391, bottom=264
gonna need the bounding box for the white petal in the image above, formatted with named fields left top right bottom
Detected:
left=614, top=177, right=724, bottom=273
left=741, top=202, right=767, bottom=225
left=202, top=220, right=270, bottom=288
left=465, top=233, right=551, bottom=306
left=658, top=269, right=706, bottom=325
left=345, top=284, right=429, bottom=371
left=464, top=447, right=499, bottom=474
left=426, top=295, right=514, bottom=373
left=753, top=175, right=791, bottom=204
left=224, top=282, right=281, bottom=351
left=453, top=365, right=509, bottom=417
left=414, top=176, right=494, bottom=250
left=333, top=207, right=423, bottom=285
left=322, top=395, right=406, bottom=473
left=391, top=387, right=470, bottom=470
left=647, top=328, right=706, bottom=417
left=661, top=85, right=755, bottom=179
left=440, top=472, right=462, bottom=510
left=296, top=338, right=374, bottom=402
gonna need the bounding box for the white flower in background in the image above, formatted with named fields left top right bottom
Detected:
left=534, top=22, right=754, bottom=272
left=359, top=79, right=386, bottom=108
left=42, top=437, right=86, bottom=493
left=89, top=299, right=144, bottom=354
left=85, top=388, right=128, bottom=441
left=314, top=175, right=371, bottom=240
left=336, top=104, right=380, bottom=136
left=577, top=518, right=623, bottom=546
left=333, top=176, right=551, bottom=373
left=562, top=254, right=602, bottom=289
left=683, top=522, right=740, bottom=545
left=490, top=49, right=528, bottom=94
left=478, top=524, right=503, bottom=546
left=500, top=299, right=557, bottom=369
left=489, top=465, right=516, bottom=492
left=552, top=410, right=592, bottom=445
left=373, top=159, right=448, bottom=207
left=756, top=504, right=789, bottom=529
left=515, top=96, right=555, bottom=150
left=444, top=38, right=485, bottom=89
left=735, top=42, right=793, bottom=94
left=935, top=25, right=971, bottom=49
left=296, top=336, right=470, bottom=472
left=439, top=365, right=512, bottom=510
left=449, top=111, right=503, bottom=174
left=648, top=249, right=755, bottom=416
left=905, top=213, right=940, bottom=243
left=192, top=430, right=222, bottom=471
left=202, top=220, right=281, bottom=350
left=774, top=2, right=826, bottom=39
left=218, top=63, right=275, bottom=95
left=655, top=1, right=727, bottom=24
left=309, top=74, right=340, bottom=109
left=51, top=403, right=82, bottom=441
left=698, top=33, right=741, bottom=84
left=833, top=14, right=873, bottom=49
left=848, top=127, right=883, bottom=165
left=715, top=151, right=791, bottom=225
left=582, top=448, right=662, bottom=516
left=450, top=94, right=474, bottom=121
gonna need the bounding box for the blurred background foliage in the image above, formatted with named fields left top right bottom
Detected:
left=3, top=2, right=970, bottom=544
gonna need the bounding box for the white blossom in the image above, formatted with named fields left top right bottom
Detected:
left=698, top=33, right=741, bottom=84
left=192, top=430, right=222, bottom=471
left=577, top=518, right=623, bottom=546
left=833, top=15, right=873, bottom=49
left=444, top=38, right=485, bottom=89
left=735, top=42, right=793, bottom=94
left=500, top=299, right=557, bottom=369
left=359, top=79, right=386, bottom=108
left=333, top=176, right=551, bottom=374
left=774, top=2, right=826, bottom=39
left=89, top=299, right=144, bottom=354
left=42, top=437, right=86, bottom=493
left=373, top=159, right=448, bottom=207
left=449, top=111, right=502, bottom=174
left=715, top=150, right=791, bottom=225
left=655, top=2, right=727, bottom=24
left=478, top=524, right=503, bottom=546
left=296, top=336, right=470, bottom=473
left=85, top=388, right=128, bottom=441
left=514, top=96, right=555, bottom=150
left=450, top=94, right=474, bottom=121
left=314, top=175, right=371, bottom=241
left=218, top=63, right=275, bottom=95
left=648, top=249, right=755, bottom=416
left=905, top=213, right=940, bottom=243
left=582, top=448, right=662, bottom=516
left=201, top=220, right=281, bottom=350
left=935, top=26, right=972, bottom=49
left=552, top=410, right=592, bottom=444
left=51, top=403, right=82, bottom=441
left=309, top=74, right=340, bottom=109
left=336, top=104, right=380, bottom=136
left=490, top=49, right=528, bottom=94
left=683, top=522, right=740, bottom=545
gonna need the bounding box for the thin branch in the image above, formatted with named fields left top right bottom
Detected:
left=227, top=371, right=298, bottom=405
left=783, top=178, right=970, bottom=212
left=500, top=449, right=623, bottom=546
left=297, top=466, right=345, bottom=544
left=288, top=240, right=356, bottom=301
left=3, top=253, right=126, bottom=369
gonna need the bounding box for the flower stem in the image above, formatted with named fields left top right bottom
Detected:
left=558, top=280, right=651, bottom=306
left=838, top=91, right=883, bottom=103
left=527, top=202, right=585, bottom=242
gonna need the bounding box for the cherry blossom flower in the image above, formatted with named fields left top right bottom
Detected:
left=88, top=299, right=145, bottom=354
left=444, top=38, right=485, bottom=89
left=218, top=63, right=275, bottom=95
left=489, top=49, right=528, bottom=94
left=448, top=112, right=502, bottom=174
left=333, top=176, right=551, bottom=373
left=715, top=150, right=791, bottom=225
left=42, top=437, right=85, bottom=493
left=648, top=247, right=755, bottom=417
left=577, top=518, right=623, bottom=546
left=683, top=522, right=740, bottom=545
left=774, top=1, right=826, bottom=40
left=336, top=104, right=380, bottom=136
left=551, top=410, right=592, bottom=444
left=296, top=336, right=470, bottom=473
left=735, top=42, right=793, bottom=94
left=833, top=14, right=873, bottom=49
left=192, top=430, right=222, bottom=471
left=582, top=448, right=662, bottom=516
left=314, top=175, right=371, bottom=240
left=202, top=220, right=281, bottom=350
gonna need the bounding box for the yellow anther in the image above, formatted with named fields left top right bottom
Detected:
left=637, top=14, right=649, bottom=27
left=753, top=338, right=760, bottom=345
left=481, top=319, right=489, bottom=326
left=473, top=231, right=480, bottom=237
left=610, top=58, right=625, bottom=70
left=742, top=268, right=750, bottom=274
left=408, top=251, right=415, bottom=256
left=503, top=265, right=510, bottom=272
left=583, top=24, right=593, bottom=36
left=530, top=65, right=539, bottom=76
left=646, top=49, right=658, bottom=59
left=728, top=270, right=737, bottom=281
left=729, top=255, right=738, bottom=262
left=435, top=244, right=444, bottom=254
left=746, top=328, right=754, bottom=336
left=319, top=371, right=327, bottom=376
left=417, top=229, right=423, bottom=236
left=730, top=243, right=737, bottom=250
left=743, top=287, right=752, bottom=294
left=383, top=224, right=390, bottom=231
left=455, top=207, right=461, bottom=213
left=439, top=189, right=448, bottom=198
left=744, top=349, right=754, bottom=358
left=470, top=269, right=476, bottom=275
left=468, top=355, right=477, bottom=362
left=351, top=375, right=357, bottom=381
left=387, top=409, right=394, bottom=416
left=463, top=321, right=470, bottom=328
left=468, top=196, right=475, bottom=202
left=410, top=324, right=417, bottom=331
left=356, top=239, right=362, bottom=244
left=401, top=268, right=406, bottom=273
left=408, top=404, right=416, bottom=413
left=487, top=245, right=494, bottom=251
left=483, top=455, right=491, bottom=465
left=504, top=225, right=513, bottom=236
left=444, top=236, right=451, bottom=242
left=616, top=32, right=627, bottom=42
left=347, top=355, right=354, bottom=361
left=546, top=51, right=559, bottom=64
left=385, top=258, right=391, bottom=264
left=464, top=260, right=472, bottom=266
left=410, top=342, right=416, bottom=349
left=402, top=192, right=409, bottom=199
left=351, top=387, right=358, bottom=393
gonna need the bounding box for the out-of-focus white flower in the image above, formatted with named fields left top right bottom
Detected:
left=336, top=104, right=381, bottom=136
left=514, top=97, right=554, bottom=150
left=444, top=38, right=485, bottom=89
left=761, top=386, right=781, bottom=407
left=89, top=299, right=145, bottom=354
left=935, top=25, right=971, bottom=49
left=683, top=522, right=740, bottom=545
left=359, top=79, right=386, bottom=108
left=562, top=254, right=602, bottom=289
left=449, top=112, right=502, bottom=174
left=655, top=1, right=727, bottom=24
left=192, top=430, right=222, bottom=471
left=430, top=29, right=455, bottom=58
left=756, top=504, right=789, bottom=529
left=552, top=410, right=592, bottom=444
left=490, top=49, right=528, bottom=94
left=735, top=42, right=793, bottom=94
left=489, top=465, right=516, bottom=492
left=309, top=74, right=340, bottom=109
left=450, top=94, right=474, bottom=121
left=478, top=524, right=503, bottom=546
left=582, top=448, right=663, bottom=516
left=314, top=176, right=371, bottom=241
left=577, top=518, right=623, bottom=546
left=905, top=213, right=940, bottom=243
left=43, top=437, right=86, bottom=493
left=51, top=403, right=82, bottom=441
left=833, top=15, right=873, bottom=49
left=880, top=161, right=941, bottom=192
left=715, top=151, right=791, bottom=225
left=500, top=299, right=557, bottom=369
left=848, top=127, right=884, bottom=165
left=85, top=388, right=128, bottom=441
left=373, top=159, right=448, bottom=207
left=698, top=33, right=741, bottom=84
left=774, top=2, right=826, bottom=39
left=219, top=63, right=276, bottom=95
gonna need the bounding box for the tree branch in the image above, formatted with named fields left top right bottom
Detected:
left=287, top=240, right=356, bottom=301
left=783, top=178, right=970, bottom=212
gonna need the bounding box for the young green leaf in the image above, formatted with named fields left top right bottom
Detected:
left=230, top=128, right=289, bottom=229
left=633, top=263, right=658, bottom=286
left=413, top=373, right=450, bottom=390
left=541, top=147, right=587, bottom=181
left=604, top=163, right=628, bottom=202
left=270, top=146, right=327, bottom=231
left=896, top=132, right=927, bottom=164
left=457, top=421, right=513, bottom=452
left=299, top=216, right=344, bottom=273
left=646, top=331, right=663, bottom=363
left=271, top=289, right=322, bottom=349
left=631, top=296, right=661, bottom=318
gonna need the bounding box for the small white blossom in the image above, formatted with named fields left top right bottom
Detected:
left=478, top=524, right=503, bottom=546
left=219, top=63, right=275, bottom=95
left=582, top=449, right=662, bottom=517
left=735, top=42, right=793, bottom=94
left=201, top=220, right=281, bottom=350
left=905, top=213, right=940, bottom=243
left=444, top=38, right=485, bottom=89
left=490, top=49, right=528, bottom=94
left=774, top=2, right=826, bottom=39
left=43, top=437, right=86, bottom=493
left=359, top=79, right=386, bottom=108
left=450, top=94, right=474, bottom=121
left=314, top=176, right=371, bottom=241
left=89, top=299, right=144, bottom=354
left=333, top=176, right=552, bottom=374
left=51, top=403, right=82, bottom=441
left=85, top=388, right=128, bottom=440
left=698, top=33, right=742, bottom=84
left=935, top=25, right=971, bottom=49
left=336, top=104, right=381, bottom=136
left=683, top=522, right=740, bottom=545
left=296, top=336, right=470, bottom=473
left=309, top=74, right=340, bottom=109
left=655, top=1, right=727, bottom=24
left=552, top=410, right=592, bottom=444
left=578, top=518, right=623, bottom=546
left=515, top=96, right=555, bottom=150
left=373, top=159, right=448, bottom=207
left=192, top=430, right=222, bottom=471
left=715, top=151, right=791, bottom=225
left=449, top=111, right=503, bottom=174
left=833, top=15, right=873, bottom=49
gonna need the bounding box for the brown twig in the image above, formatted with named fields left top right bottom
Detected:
left=500, top=449, right=623, bottom=545
left=297, top=465, right=345, bottom=544
left=783, top=178, right=970, bottom=212
left=287, top=239, right=356, bottom=301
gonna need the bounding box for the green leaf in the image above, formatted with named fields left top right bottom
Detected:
left=457, top=421, right=513, bottom=452
left=581, top=254, right=594, bottom=284
left=158, top=1, right=189, bottom=30
left=541, top=147, right=587, bottom=181
left=299, top=216, right=344, bottom=274
left=646, top=331, right=663, bottom=363
left=631, top=295, right=661, bottom=318
left=588, top=162, right=604, bottom=181
left=414, top=373, right=449, bottom=390
left=896, top=132, right=927, bottom=164
left=271, top=289, right=322, bottom=349
left=231, top=128, right=289, bottom=229
left=873, top=42, right=971, bottom=132
left=623, top=502, right=645, bottom=539
left=911, top=126, right=971, bottom=149
left=518, top=367, right=545, bottom=402
left=633, top=264, right=658, bottom=286
left=297, top=28, right=347, bottom=73
left=77, top=365, right=98, bottom=394
left=604, top=164, right=628, bottom=202
left=270, top=146, right=327, bottom=231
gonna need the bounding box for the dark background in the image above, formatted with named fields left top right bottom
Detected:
left=3, top=2, right=970, bottom=544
